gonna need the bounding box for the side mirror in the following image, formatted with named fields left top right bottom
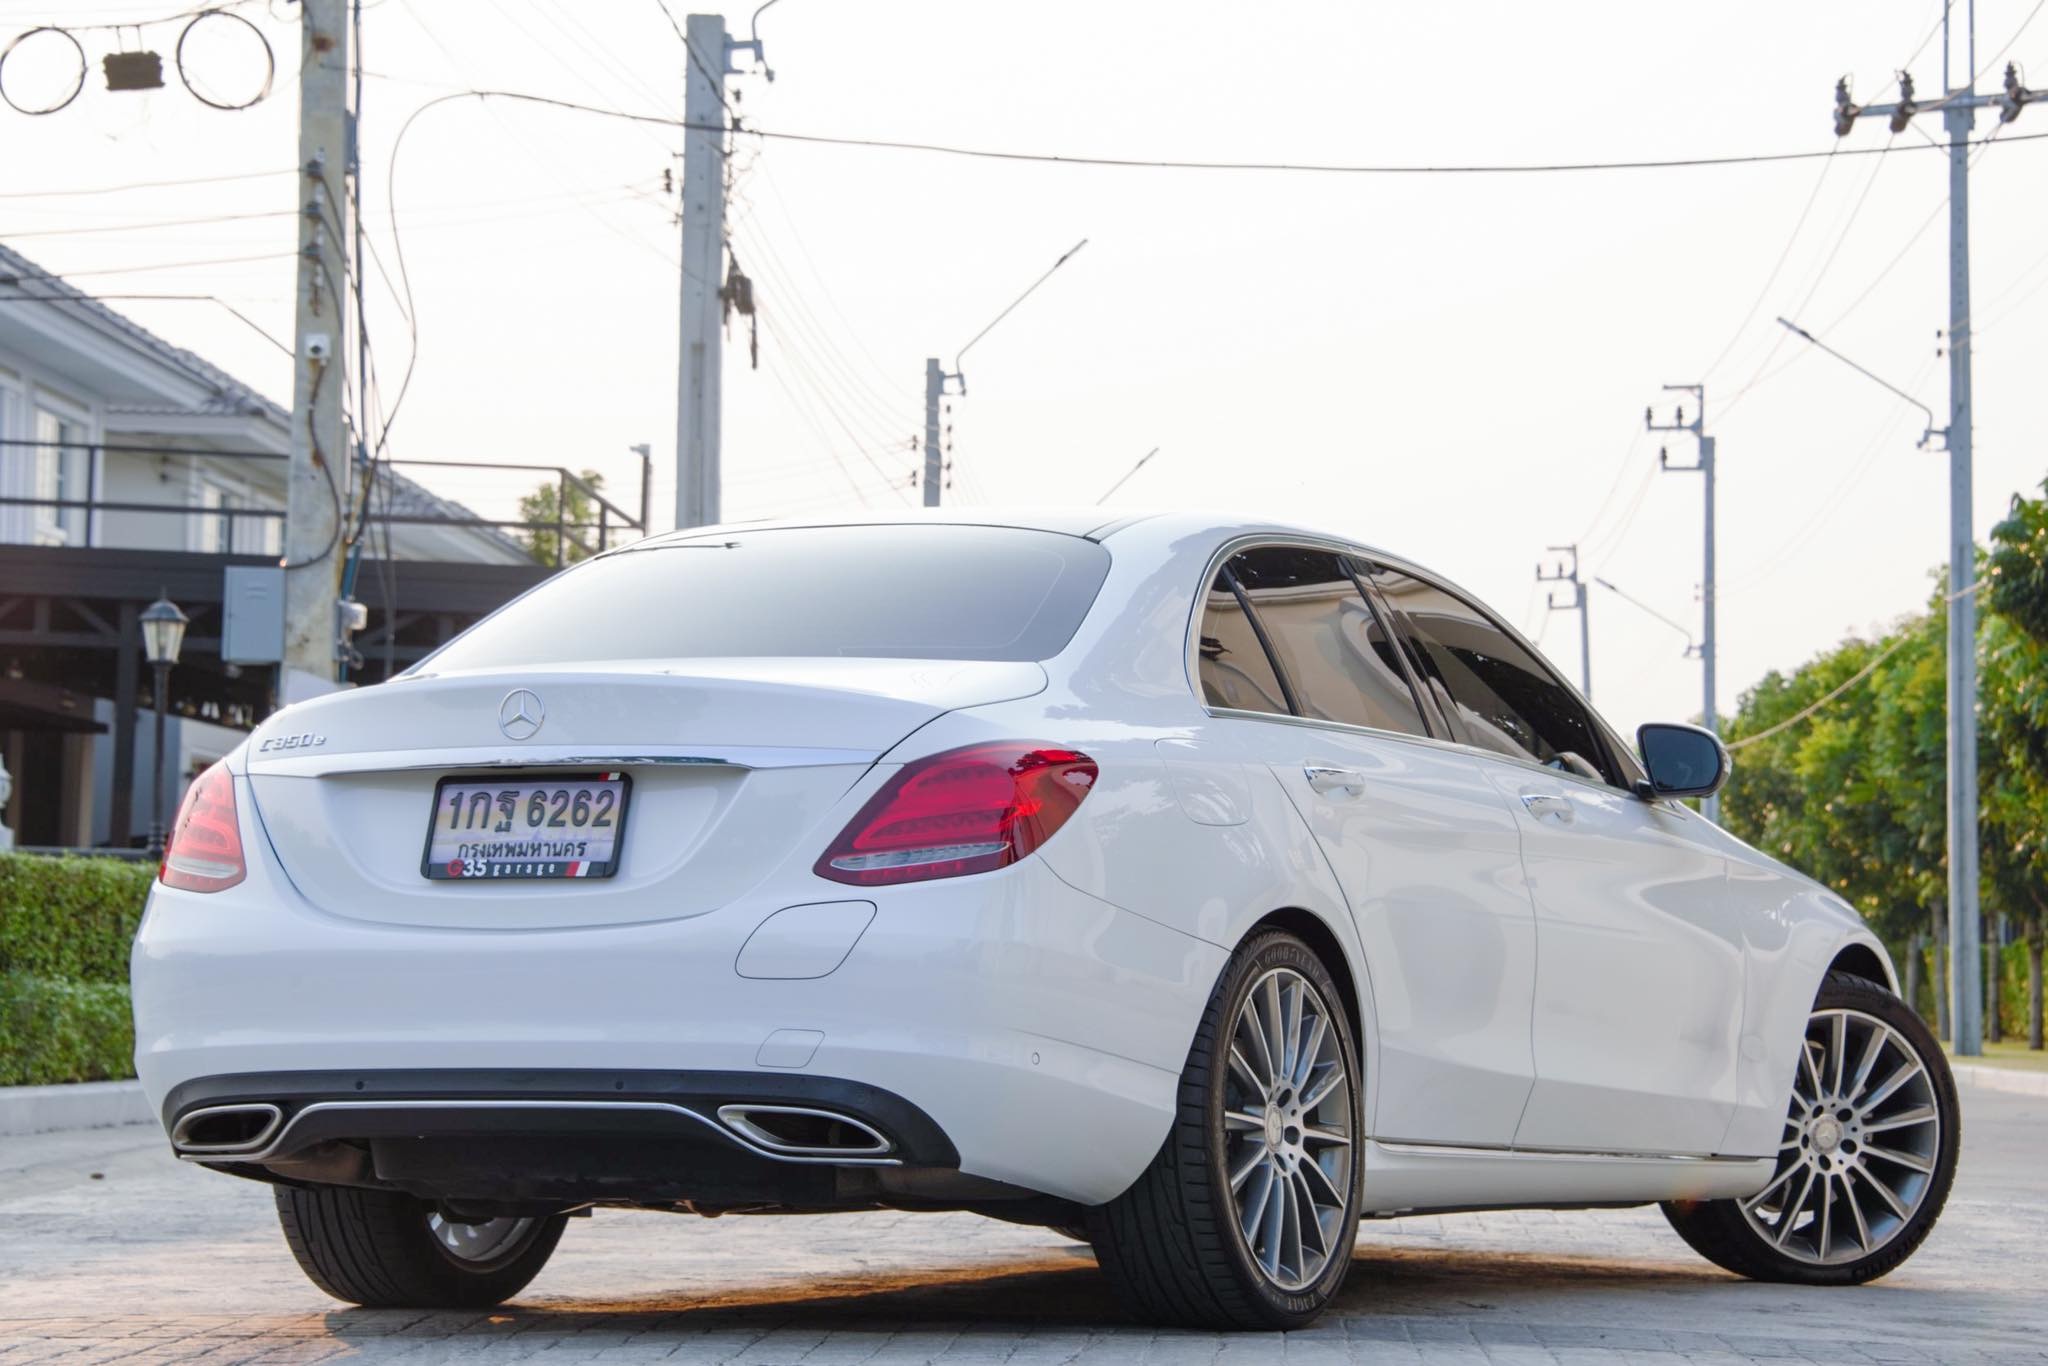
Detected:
left=1635, top=722, right=1730, bottom=800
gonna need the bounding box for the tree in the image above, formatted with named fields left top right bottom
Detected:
left=1985, top=480, right=2048, bottom=1049
left=517, top=469, right=606, bottom=568
left=1719, top=479, right=2048, bottom=1052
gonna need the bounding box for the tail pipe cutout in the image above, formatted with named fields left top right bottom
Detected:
left=169, top=1102, right=284, bottom=1155
left=715, top=1104, right=894, bottom=1159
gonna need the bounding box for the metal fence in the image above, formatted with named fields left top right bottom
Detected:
left=0, top=439, right=652, bottom=566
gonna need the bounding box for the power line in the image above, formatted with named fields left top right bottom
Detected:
left=0, top=166, right=294, bottom=198
left=382, top=88, right=2048, bottom=179
left=1724, top=631, right=1921, bottom=752
left=9, top=248, right=297, bottom=279
left=0, top=207, right=296, bottom=239
left=1974, top=0, right=2045, bottom=82
left=0, top=285, right=291, bottom=355
left=1717, top=134, right=1899, bottom=420
left=1699, top=147, right=1839, bottom=383
left=732, top=119, right=2048, bottom=175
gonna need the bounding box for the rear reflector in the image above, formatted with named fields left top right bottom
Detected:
left=815, top=742, right=1097, bottom=886
left=160, top=759, right=247, bottom=893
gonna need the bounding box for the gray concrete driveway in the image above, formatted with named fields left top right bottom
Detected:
left=2, top=1078, right=2041, bottom=1364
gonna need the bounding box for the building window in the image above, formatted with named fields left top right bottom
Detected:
left=33, top=409, right=88, bottom=546
left=194, top=478, right=281, bottom=555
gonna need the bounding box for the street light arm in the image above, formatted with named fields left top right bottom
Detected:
left=1774, top=317, right=1942, bottom=447
left=953, top=238, right=1089, bottom=379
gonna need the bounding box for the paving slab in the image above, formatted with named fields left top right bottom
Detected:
left=0, top=1079, right=2040, bottom=1363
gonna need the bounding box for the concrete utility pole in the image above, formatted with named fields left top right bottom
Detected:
left=1537, top=543, right=1591, bottom=699
left=1648, top=385, right=1717, bottom=819
left=921, top=358, right=950, bottom=508
left=280, top=0, right=349, bottom=700
left=674, top=13, right=730, bottom=531
left=1830, top=7, right=2047, bottom=1057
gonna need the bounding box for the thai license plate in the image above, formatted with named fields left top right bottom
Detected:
left=422, top=773, right=631, bottom=880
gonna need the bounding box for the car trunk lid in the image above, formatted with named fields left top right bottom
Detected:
left=241, top=658, right=1044, bottom=930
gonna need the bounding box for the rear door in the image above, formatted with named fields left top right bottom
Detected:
left=1366, top=560, right=1745, bottom=1156
left=1197, top=545, right=1538, bottom=1146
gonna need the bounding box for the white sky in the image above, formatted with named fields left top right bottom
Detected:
left=4, top=0, right=2046, bottom=737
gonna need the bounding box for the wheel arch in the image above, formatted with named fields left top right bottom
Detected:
left=1243, top=906, right=1367, bottom=1063
left=1826, top=937, right=1899, bottom=995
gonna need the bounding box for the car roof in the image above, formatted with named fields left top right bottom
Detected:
left=637, top=507, right=1149, bottom=546
left=634, top=507, right=1410, bottom=559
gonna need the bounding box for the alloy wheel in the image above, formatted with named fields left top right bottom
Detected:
left=427, top=1213, right=536, bottom=1266
left=1222, top=966, right=1355, bottom=1292
left=1740, top=1007, right=1942, bottom=1266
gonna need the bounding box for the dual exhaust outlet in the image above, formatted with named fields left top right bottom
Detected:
left=169, top=1099, right=892, bottom=1162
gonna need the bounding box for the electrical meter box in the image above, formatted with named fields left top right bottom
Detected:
left=221, top=566, right=285, bottom=665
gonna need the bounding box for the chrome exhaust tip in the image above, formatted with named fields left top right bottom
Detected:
left=715, top=1104, right=893, bottom=1158
left=170, top=1102, right=284, bottom=1155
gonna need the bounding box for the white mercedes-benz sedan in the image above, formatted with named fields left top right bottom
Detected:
left=133, top=510, right=1958, bottom=1329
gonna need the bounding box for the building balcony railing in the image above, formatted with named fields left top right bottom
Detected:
left=0, top=439, right=652, bottom=566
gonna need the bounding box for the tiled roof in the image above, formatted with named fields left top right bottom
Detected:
left=0, top=243, right=529, bottom=561
left=0, top=241, right=287, bottom=423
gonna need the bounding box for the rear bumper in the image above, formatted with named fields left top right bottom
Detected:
left=132, top=853, right=1227, bottom=1206
left=162, top=1067, right=976, bottom=1214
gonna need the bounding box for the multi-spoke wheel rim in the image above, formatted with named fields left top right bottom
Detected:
left=1222, top=966, right=1354, bottom=1292
left=1741, top=1007, right=1941, bottom=1266
left=428, top=1212, right=535, bottom=1266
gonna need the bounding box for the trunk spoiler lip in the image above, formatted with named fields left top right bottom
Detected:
left=245, top=743, right=883, bottom=779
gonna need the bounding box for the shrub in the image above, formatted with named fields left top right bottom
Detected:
left=0, top=853, right=154, bottom=984
left=0, top=973, right=135, bottom=1085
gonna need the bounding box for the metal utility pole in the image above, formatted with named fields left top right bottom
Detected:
left=674, top=13, right=730, bottom=531
left=1537, top=543, right=1591, bottom=699
left=1830, top=8, right=2046, bottom=1057
left=921, top=239, right=1089, bottom=508
left=1648, top=385, right=1717, bottom=818
left=281, top=0, right=349, bottom=700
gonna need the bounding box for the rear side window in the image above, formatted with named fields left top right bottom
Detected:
left=1197, top=573, right=1290, bottom=713
left=422, top=525, right=1112, bottom=669
left=1215, top=547, right=1429, bottom=737
left=1366, top=563, right=1613, bottom=780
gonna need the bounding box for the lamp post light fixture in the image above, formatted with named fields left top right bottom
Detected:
left=139, top=591, right=188, bottom=855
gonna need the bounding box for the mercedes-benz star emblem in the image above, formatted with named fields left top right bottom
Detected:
left=497, top=688, right=545, bottom=741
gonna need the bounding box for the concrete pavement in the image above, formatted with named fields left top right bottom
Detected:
left=1, top=1078, right=2041, bottom=1364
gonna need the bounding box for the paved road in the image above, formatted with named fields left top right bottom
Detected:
left=2, top=1078, right=2041, bottom=1364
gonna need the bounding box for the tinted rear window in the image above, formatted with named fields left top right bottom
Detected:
left=421, top=524, right=1112, bottom=670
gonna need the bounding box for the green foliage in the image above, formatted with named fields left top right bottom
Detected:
left=1988, top=478, right=2048, bottom=645
left=0, top=973, right=135, bottom=1086
left=0, top=853, right=153, bottom=984
left=1983, top=481, right=2048, bottom=933
left=518, top=469, right=607, bottom=568
left=1723, top=479, right=2048, bottom=1049
left=1720, top=624, right=1942, bottom=944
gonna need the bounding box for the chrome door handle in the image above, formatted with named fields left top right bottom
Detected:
left=1305, top=766, right=1369, bottom=797
left=1520, top=792, right=1575, bottom=823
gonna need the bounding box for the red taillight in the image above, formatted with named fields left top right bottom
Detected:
left=815, top=742, right=1098, bottom=886
left=159, top=760, right=246, bottom=893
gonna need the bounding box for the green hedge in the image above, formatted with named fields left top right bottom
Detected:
left=0, top=973, right=134, bottom=1086
left=0, top=852, right=154, bottom=984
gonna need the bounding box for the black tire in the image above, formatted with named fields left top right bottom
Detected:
left=1662, top=970, right=1960, bottom=1285
left=275, top=1185, right=567, bottom=1308
left=1089, top=929, right=1364, bottom=1330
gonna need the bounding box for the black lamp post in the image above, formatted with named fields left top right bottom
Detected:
left=139, top=592, right=188, bottom=854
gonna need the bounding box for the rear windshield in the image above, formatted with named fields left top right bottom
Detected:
left=421, top=524, right=1112, bottom=670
